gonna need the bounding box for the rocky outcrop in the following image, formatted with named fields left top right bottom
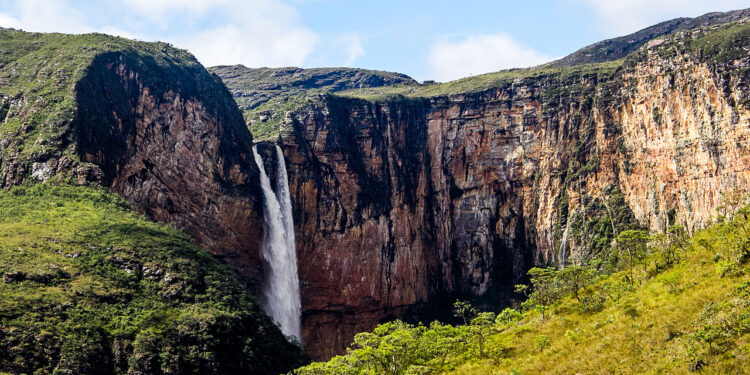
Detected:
left=74, top=51, right=271, bottom=288
left=209, top=65, right=417, bottom=112
left=279, top=22, right=750, bottom=358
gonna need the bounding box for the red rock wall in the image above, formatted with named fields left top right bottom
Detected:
left=283, top=36, right=750, bottom=358
left=73, top=51, right=268, bottom=289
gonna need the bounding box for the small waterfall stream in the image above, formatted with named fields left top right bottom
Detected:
left=252, top=144, right=301, bottom=340
left=558, top=223, right=570, bottom=267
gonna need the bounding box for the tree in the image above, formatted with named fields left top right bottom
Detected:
left=351, top=321, right=422, bottom=375
left=452, top=300, right=477, bottom=325
left=495, top=308, right=521, bottom=327
left=557, top=265, right=596, bottom=302
left=668, top=224, right=689, bottom=258
left=716, top=191, right=748, bottom=221
left=617, top=229, right=650, bottom=285
left=422, top=322, right=468, bottom=369
left=468, top=312, right=496, bottom=357
left=517, top=267, right=562, bottom=320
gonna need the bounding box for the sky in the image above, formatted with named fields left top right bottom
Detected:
left=0, top=0, right=748, bottom=82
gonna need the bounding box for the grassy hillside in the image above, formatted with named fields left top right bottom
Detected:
left=0, top=184, right=306, bottom=374
left=336, top=60, right=622, bottom=100
left=295, top=200, right=750, bottom=374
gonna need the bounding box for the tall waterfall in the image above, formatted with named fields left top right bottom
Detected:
left=252, top=145, right=301, bottom=340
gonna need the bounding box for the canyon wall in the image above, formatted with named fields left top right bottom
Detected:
left=281, top=26, right=750, bottom=358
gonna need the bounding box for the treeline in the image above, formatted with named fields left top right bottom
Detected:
left=295, top=193, right=750, bottom=374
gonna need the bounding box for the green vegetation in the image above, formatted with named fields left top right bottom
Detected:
left=0, top=184, right=306, bottom=374
left=546, top=8, right=750, bottom=68
left=296, top=198, right=750, bottom=374
left=686, top=21, right=750, bottom=64
left=241, top=93, right=317, bottom=141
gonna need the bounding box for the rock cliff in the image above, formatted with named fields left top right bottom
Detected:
left=273, top=20, right=750, bottom=358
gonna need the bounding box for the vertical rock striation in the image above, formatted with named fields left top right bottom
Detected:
left=279, top=23, right=750, bottom=358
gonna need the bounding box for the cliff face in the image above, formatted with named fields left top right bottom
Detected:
left=74, top=51, right=269, bottom=288
left=280, top=23, right=750, bottom=358
left=5, top=21, right=750, bottom=363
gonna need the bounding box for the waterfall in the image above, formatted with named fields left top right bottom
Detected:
left=252, top=144, right=301, bottom=340
left=558, top=223, right=570, bottom=267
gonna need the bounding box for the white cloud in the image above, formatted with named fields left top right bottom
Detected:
left=0, top=13, right=20, bottom=28
left=175, top=1, right=318, bottom=67
left=0, top=0, right=92, bottom=33
left=184, top=24, right=316, bottom=68
left=582, top=0, right=750, bottom=36
left=428, top=33, right=552, bottom=82
left=0, top=0, right=321, bottom=69
left=342, top=35, right=364, bottom=67
left=122, top=0, right=221, bottom=16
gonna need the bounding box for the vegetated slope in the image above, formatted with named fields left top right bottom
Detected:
left=0, top=184, right=306, bottom=375
left=0, top=29, right=305, bottom=373
left=208, top=65, right=416, bottom=140
left=547, top=7, right=750, bottom=67
left=295, top=200, right=750, bottom=374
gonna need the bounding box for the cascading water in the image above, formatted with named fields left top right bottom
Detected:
left=558, top=223, right=570, bottom=267
left=252, top=144, right=301, bottom=340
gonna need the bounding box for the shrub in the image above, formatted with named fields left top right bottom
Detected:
left=534, top=335, right=552, bottom=352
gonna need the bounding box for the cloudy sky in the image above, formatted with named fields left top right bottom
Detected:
left=0, top=0, right=747, bottom=82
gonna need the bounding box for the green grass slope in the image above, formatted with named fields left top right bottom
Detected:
left=295, top=203, right=750, bottom=374
left=0, top=184, right=305, bottom=375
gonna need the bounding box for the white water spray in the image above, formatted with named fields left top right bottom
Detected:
left=252, top=144, right=301, bottom=340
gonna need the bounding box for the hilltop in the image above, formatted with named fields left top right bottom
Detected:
left=209, top=65, right=416, bottom=140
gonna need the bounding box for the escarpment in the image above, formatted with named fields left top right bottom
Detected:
left=273, top=21, right=750, bottom=358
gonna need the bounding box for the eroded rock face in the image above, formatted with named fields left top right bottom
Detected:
left=282, top=28, right=750, bottom=359
left=73, top=52, right=267, bottom=288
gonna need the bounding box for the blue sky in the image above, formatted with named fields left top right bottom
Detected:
left=0, top=0, right=748, bottom=82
